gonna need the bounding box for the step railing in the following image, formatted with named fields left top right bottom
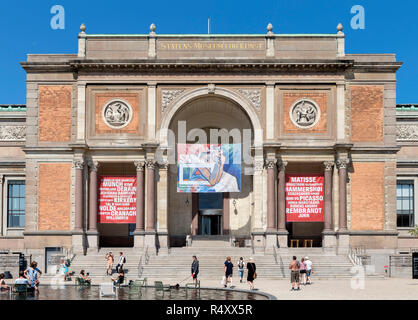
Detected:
left=137, top=246, right=150, bottom=278
left=348, top=246, right=364, bottom=266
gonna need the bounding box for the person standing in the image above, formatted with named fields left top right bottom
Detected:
left=289, top=256, right=300, bottom=291
left=224, top=256, right=233, bottom=288
left=246, top=258, right=256, bottom=290
left=60, top=258, right=70, bottom=281
left=191, top=255, right=199, bottom=287
left=299, top=257, right=307, bottom=285
left=116, top=252, right=126, bottom=273
left=105, top=251, right=114, bottom=275
left=305, top=256, right=313, bottom=284
left=237, top=257, right=245, bottom=283
left=24, top=261, right=42, bottom=292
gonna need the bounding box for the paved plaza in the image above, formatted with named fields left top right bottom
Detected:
left=150, top=277, right=418, bottom=300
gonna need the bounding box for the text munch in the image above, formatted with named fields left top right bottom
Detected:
left=166, top=304, right=200, bottom=318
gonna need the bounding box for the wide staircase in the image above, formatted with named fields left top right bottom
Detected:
left=44, top=240, right=383, bottom=283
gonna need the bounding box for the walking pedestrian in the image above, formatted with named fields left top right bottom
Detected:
left=24, top=261, right=42, bottom=292
left=116, top=252, right=126, bottom=273
left=246, top=258, right=257, bottom=290
left=224, top=256, right=233, bottom=288
left=105, top=251, right=114, bottom=275
left=305, top=256, right=313, bottom=284
left=191, top=255, right=199, bottom=287
left=237, top=257, right=245, bottom=283
left=289, top=256, right=300, bottom=291
left=299, top=257, right=307, bottom=285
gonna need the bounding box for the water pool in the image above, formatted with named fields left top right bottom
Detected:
left=0, top=285, right=271, bottom=300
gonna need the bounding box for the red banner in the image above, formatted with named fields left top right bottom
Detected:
left=98, top=176, right=137, bottom=224
left=285, top=174, right=324, bottom=222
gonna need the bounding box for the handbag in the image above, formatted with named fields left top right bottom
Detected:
left=221, top=275, right=226, bottom=286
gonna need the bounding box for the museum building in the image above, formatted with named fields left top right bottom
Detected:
left=0, top=23, right=417, bottom=261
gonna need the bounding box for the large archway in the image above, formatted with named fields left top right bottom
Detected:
left=164, top=92, right=259, bottom=247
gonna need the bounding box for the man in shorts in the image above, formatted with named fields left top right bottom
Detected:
left=305, top=256, right=313, bottom=284
left=289, top=256, right=300, bottom=291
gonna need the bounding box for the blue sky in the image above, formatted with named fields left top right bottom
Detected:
left=0, top=0, right=417, bottom=104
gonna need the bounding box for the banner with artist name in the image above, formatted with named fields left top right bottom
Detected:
left=98, top=176, right=137, bottom=223
left=285, top=174, right=324, bottom=222
left=177, top=144, right=241, bottom=193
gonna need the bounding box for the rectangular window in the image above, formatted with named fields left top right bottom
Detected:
left=397, top=180, right=414, bottom=228
left=7, top=180, right=25, bottom=228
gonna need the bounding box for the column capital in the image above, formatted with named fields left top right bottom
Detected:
left=145, top=159, right=156, bottom=170
left=323, top=161, right=334, bottom=171
left=73, top=160, right=85, bottom=170
left=277, top=160, right=288, bottom=171
left=158, top=161, right=169, bottom=170
left=335, top=159, right=349, bottom=170
left=134, top=161, right=146, bottom=172
left=88, top=160, right=100, bottom=172
left=265, top=158, right=277, bottom=169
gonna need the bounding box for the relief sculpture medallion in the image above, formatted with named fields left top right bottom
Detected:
left=102, top=99, right=133, bottom=129
left=289, top=98, right=321, bottom=129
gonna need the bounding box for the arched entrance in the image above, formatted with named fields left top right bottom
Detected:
left=161, top=89, right=261, bottom=247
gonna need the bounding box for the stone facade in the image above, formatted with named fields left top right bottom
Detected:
left=0, top=23, right=416, bottom=260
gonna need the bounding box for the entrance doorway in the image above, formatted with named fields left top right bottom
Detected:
left=287, top=222, right=324, bottom=247
left=198, top=193, right=223, bottom=235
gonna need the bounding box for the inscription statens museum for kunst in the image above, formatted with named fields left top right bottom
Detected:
left=158, top=41, right=265, bottom=51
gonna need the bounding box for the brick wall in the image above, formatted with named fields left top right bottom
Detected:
left=283, top=92, right=327, bottom=134
left=95, top=92, right=140, bottom=134
left=351, top=162, right=385, bottom=230
left=39, top=85, right=72, bottom=142
left=350, top=85, right=384, bottom=142
left=38, top=163, right=71, bottom=231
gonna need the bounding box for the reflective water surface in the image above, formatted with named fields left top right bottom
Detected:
left=0, top=286, right=268, bottom=300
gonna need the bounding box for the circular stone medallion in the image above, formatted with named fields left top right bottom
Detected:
left=102, top=99, right=133, bottom=129
left=289, top=98, right=321, bottom=129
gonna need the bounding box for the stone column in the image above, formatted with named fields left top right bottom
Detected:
left=336, top=159, right=350, bottom=254
left=323, top=162, right=334, bottom=231
left=87, top=161, right=99, bottom=251
left=72, top=161, right=85, bottom=253
left=74, top=161, right=84, bottom=232
left=277, top=160, right=288, bottom=248
left=251, top=154, right=265, bottom=248
left=336, top=159, right=348, bottom=231
left=144, top=159, right=156, bottom=249
left=133, top=161, right=145, bottom=248
left=156, top=161, right=169, bottom=252
left=266, top=159, right=276, bottom=232
left=322, top=162, right=337, bottom=251
left=265, top=159, right=277, bottom=248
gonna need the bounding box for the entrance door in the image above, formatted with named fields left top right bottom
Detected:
left=198, top=193, right=222, bottom=235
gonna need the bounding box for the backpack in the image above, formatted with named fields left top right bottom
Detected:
left=296, top=260, right=300, bottom=268
left=123, top=257, right=126, bottom=264
left=238, top=261, right=244, bottom=269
